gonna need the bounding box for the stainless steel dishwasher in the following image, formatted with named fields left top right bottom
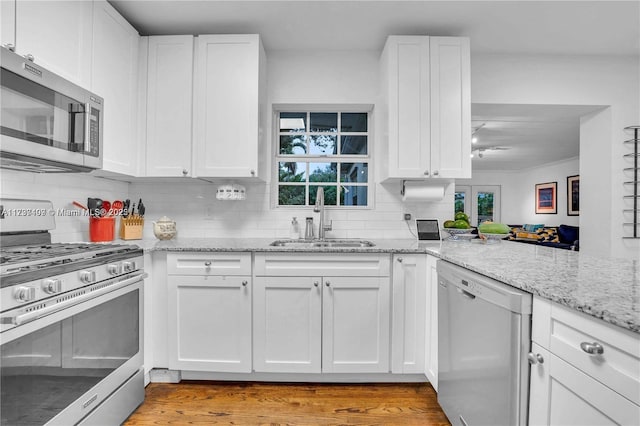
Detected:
left=437, top=261, right=532, bottom=426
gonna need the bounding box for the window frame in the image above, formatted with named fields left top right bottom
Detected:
left=272, top=105, right=374, bottom=210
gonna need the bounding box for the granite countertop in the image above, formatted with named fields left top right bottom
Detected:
left=133, top=237, right=639, bottom=333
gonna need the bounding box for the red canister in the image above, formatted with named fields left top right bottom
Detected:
left=89, top=216, right=115, bottom=242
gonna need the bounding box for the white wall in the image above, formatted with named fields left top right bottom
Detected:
left=471, top=53, right=639, bottom=258
left=457, top=157, right=580, bottom=227
left=0, top=169, right=128, bottom=242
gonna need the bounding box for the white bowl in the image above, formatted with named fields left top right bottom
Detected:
left=442, top=228, right=476, bottom=241
left=479, top=232, right=509, bottom=243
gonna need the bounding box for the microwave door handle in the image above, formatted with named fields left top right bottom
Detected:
left=6, top=272, right=147, bottom=326
left=84, top=102, right=91, bottom=153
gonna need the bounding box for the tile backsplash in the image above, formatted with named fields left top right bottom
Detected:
left=0, top=170, right=453, bottom=242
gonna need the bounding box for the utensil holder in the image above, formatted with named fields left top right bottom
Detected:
left=120, top=215, right=144, bottom=240
left=89, top=216, right=115, bottom=242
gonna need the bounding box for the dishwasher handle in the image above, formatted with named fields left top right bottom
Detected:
left=457, top=287, right=476, bottom=300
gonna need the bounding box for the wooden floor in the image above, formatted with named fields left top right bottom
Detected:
left=124, top=381, right=451, bottom=425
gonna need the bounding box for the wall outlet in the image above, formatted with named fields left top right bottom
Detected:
left=404, top=213, right=412, bottom=221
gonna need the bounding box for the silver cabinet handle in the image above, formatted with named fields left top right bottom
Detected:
left=250, top=169, right=256, bottom=176
left=527, top=352, right=544, bottom=364
left=424, top=170, right=430, bottom=176
left=204, top=261, right=212, bottom=266
left=314, top=281, right=319, bottom=287
left=182, top=169, right=188, bottom=176
left=580, top=341, right=604, bottom=355
left=325, top=281, right=331, bottom=287
left=23, top=53, right=35, bottom=62
left=242, top=280, right=248, bottom=287
left=433, top=170, right=439, bottom=176
left=397, top=257, right=403, bottom=263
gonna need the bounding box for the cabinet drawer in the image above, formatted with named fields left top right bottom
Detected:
left=167, top=252, right=251, bottom=276
left=535, top=298, right=640, bottom=405
left=254, top=253, right=390, bottom=277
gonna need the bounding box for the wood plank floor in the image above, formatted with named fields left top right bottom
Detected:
left=124, top=381, right=451, bottom=425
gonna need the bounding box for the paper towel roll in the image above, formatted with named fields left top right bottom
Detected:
left=402, top=182, right=445, bottom=202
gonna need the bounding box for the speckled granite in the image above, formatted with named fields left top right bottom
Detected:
left=133, top=237, right=639, bottom=333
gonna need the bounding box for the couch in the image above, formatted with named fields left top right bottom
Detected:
left=506, top=224, right=580, bottom=251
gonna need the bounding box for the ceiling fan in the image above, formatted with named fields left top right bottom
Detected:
left=471, top=146, right=510, bottom=158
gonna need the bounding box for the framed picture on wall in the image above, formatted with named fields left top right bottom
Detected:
left=535, top=181, right=557, bottom=214
left=567, top=175, right=579, bottom=216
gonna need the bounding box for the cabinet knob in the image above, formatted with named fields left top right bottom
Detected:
left=527, top=352, right=544, bottom=364
left=325, top=281, right=331, bottom=287
left=23, top=53, right=35, bottom=62
left=242, top=280, right=248, bottom=287
left=433, top=170, right=439, bottom=176
left=250, top=169, right=256, bottom=176
left=204, top=261, right=212, bottom=267
left=424, top=170, right=429, bottom=176
left=314, top=281, right=319, bottom=287
left=182, top=169, right=188, bottom=176
left=397, top=257, right=403, bottom=263
left=3, top=43, right=15, bottom=52
left=580, top=341, right=604, bottom=355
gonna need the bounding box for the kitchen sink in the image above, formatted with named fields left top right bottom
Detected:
left=269, top=239, right=376, bottom=248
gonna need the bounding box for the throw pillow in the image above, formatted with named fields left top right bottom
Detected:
left=558, top=225, right=579, bottom=244
left=523, top=223, right=545, bottom=232
left=537, top=227, right=560, bottom=243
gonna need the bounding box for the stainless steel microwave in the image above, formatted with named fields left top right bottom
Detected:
left=0, top=47, right=103, bottom=172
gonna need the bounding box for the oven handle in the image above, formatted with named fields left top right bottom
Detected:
left=10, top=272, right=147, bottom=326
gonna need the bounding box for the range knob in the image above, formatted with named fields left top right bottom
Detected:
left=14, top=286, right=36, bottom=302
left=108, top=263, right=122, bottom=275
left=122, top=261, right=136, bottom=272
left=42, top=279, right=62, bottom=294
left=79, top=270, right=96, bottom=284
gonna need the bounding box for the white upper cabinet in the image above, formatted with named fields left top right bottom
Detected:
left=145, top=35, right=194, bottom=177
left=379, top=35, right=471, bottom=180
left=1, top=0, right=16, bottom=50
left=11, top=0, right=93, bottom=88
left=91, top=0, right=140, bottom=176
left=193, top=34, right=267, bottom=179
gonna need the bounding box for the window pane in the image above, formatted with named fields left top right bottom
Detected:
left=309, top=135, right=337, bottom=155
left=341, top=113, right=367, bottom=132
left=340, top=163, right=368, bottom=183
left=279, top=162, right=306, bottom=182
left=309, top=162, right=337, bottom=182
left=279, top=135, right=307, bottom=155
left=340, top=135, right=367, bottom=155
left=455, top=192, right=465, bottom=213
left=477, top=192, right=495, bottom=225
left=280, top=112, right=306, bottom=132
left=310, top=113, right=337, bottom=132
left=309, top=185, right=337, bottom=206
left=278, top=185, right=306, bottom=205
left=340, top=185, right=368, bottom=206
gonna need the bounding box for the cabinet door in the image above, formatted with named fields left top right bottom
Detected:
left=14, top=0, right=93, bottom=87
left=529, top=343, right=640, bottom=426
left=1, top=0, right=15, bottom=49
left=380, top=36, right=430, bottom=179
left=167, top=275, right=252, bottom=373
left=92, top=0, right=140, bottom=176
left=424, top=254, right=438, bottom=390
left=322, top=276, right=390, bottom=373
left=194, top=34, right=265, bottom=178
left=391, top=254, right=426, bottom=374
left=253, top=276, right=322, bottom=373
left=145, top=35, right=194, bottom=177
left=429, top=36, right=471, bottom=179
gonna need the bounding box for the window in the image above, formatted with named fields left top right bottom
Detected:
left=454, top=185, right=501, bottom=226
left=276, top=110, right=370, bottom=207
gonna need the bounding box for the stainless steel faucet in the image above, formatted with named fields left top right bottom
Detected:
left=313, top=187, right=332, bottom=240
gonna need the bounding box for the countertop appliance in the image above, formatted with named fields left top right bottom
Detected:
left=437, top=260, right=532, bottom=426
left=0, top=198, right=145, bottom=425
left=0, top=46, right=103, bottom=172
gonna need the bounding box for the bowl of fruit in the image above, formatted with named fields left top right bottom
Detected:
left=442, top=213, right=475, bottom=241
left=477, top=221, right=510, bottom=244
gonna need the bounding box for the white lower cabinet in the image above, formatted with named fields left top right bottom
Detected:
left=167, top=253, right=252, bottom=373
left=391, top=254, right=426, bottom=374
left=424, top=254, right=438, bottom=390
left=530, top=296, right=640, bottom=425
left=253, top=253, right=391, bottom=374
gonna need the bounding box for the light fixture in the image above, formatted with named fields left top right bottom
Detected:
left=472, top=135, right=478, bottom=144
left=471, top=123, right=485, bottom=144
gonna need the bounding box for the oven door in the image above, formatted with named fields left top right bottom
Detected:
left=0, top=276, right=143, bottom=426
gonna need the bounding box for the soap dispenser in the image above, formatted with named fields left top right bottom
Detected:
left=289, top=217, right=300, bottom=239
